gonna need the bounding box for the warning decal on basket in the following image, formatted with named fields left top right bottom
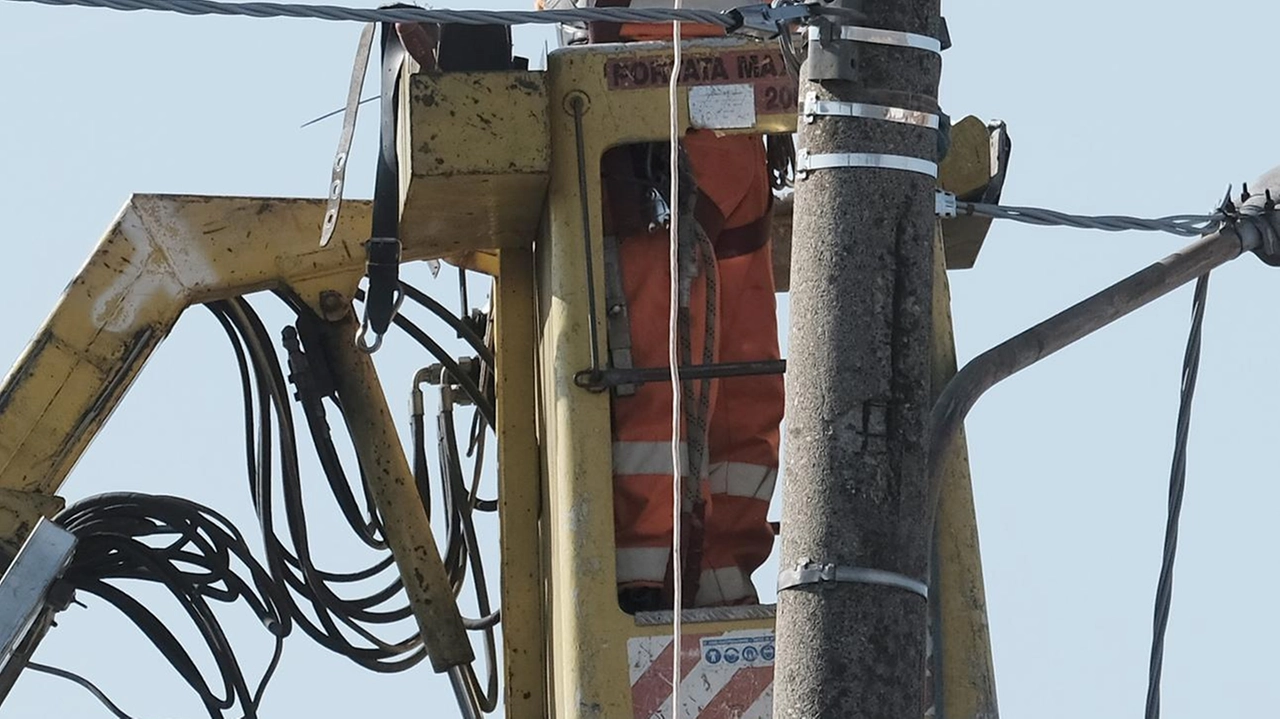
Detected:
left=628, top=628, right=774, bottom=719
left=605, top=49, right=797, bottom=114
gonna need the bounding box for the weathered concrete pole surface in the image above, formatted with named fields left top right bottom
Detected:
left=774, top=0, right=943, bottom=716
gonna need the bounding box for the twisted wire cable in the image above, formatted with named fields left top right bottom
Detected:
left=959, top=201, right=1222, bottom=238
left=1144, top=273, right=1210, bottom=719
left=8, top=0, right=730, bottom=25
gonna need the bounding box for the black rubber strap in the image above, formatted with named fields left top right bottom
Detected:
left=364, top=19, right=408, bottom=341
left=372, top=20, right=406, bottom=242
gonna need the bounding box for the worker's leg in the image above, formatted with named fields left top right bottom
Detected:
left=697, top=240, right=783, bottom=606
left=679, top=132, right=781, bottom=606
left=612, top=227, right=717, bottom=611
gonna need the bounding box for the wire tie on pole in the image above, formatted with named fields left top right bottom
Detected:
left=807, top=24, right=943, bottom=54
left=778, top=559, right=928, bottom=599
left=796, top=148, right=938, bottom=179
left=802, top=91, right=939, bottom=129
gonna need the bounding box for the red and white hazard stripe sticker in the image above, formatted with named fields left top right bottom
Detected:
left=628, top=629, right=774, bottom=719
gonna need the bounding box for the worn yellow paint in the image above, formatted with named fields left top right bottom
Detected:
left=0, top=197, right=340, bottom=501
left=400, top=71, right=550, bottom=255
left=938, top=116, right=998, bottom=270
left=540, top=41, right=625, bottom=717
left=494, top=248, right=550, bottom=716
left=0, top=194, right=474, bottom=669
left=0, top=490, right=64, bottom=560
left=447, top=250, right=502, bottom=278
left=932, top=225, right=1000, bottom=719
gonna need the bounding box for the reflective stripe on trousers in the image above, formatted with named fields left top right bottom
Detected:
left=613, top=441, right=708, bottom=478
left=695, top=565, right=758, bottom=606
left=615, top=546, right=671, bottom=585
left=707, top=461, right=776, bottom=501
left=615, top=547, right=759, bottom=605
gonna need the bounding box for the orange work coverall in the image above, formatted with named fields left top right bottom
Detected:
left=547, top=6, right=786, bottom=609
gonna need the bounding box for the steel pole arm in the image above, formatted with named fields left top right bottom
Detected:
left=928, top=226, right=1250, bottom=521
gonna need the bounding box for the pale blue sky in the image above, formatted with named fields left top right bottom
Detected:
left=1, top=1, right=1279, bottom=718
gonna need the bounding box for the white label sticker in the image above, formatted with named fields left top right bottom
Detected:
left=689, top=84, right=757, bottom=130
left=700, top=631, right=775, bottom=668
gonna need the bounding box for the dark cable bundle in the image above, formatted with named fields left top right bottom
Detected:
left=33, top=279, right=505, bottom=716
left=394, top=278, right=501, bottom=711
left=214, top=283, right=502, bottom=709
left=55, top=492, right=289, bottom=719
left=429, top=384, right=499, bottom=711
left=207, top=296, right=426, bottom=673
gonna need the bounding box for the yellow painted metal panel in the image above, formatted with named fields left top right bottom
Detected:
left=932, top=226, right=1000, bottom=719
left=538, top=38, right=796, bottom=718
left=0, top=489, right=64, bottom=560
left=401, top=71, right=550, bottom=255
left=540, top=46, right=630, bottom=715
left=495, top=248, right=550, bottom=717
left=938, top=117, right=998, bottom=270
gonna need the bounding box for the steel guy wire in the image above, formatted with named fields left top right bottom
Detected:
left=7, top=0, right=730, bottom=25
left=1144, top=273, right=1209, bottom=719
left=958, top=201, right=1222, bottom=238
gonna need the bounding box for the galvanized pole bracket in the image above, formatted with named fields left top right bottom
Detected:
left=935, top=190, right=958, bottom=219
left=802, top=91, right=941, bottom=129
left=808, top=24, right=943, bottom=55
left=804, top=0, right=946, bottom=82
left=796, top=148, right=938, bottom=180
left=778, top=558, right=929, bottom=600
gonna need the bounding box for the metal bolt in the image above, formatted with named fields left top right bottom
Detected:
left=563, top=90, right=591, bottom=116
left=319, top=290, right=350, bottom=322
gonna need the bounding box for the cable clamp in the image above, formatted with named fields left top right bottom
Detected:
left=796, top=149, right=938, bottom=179
left=802, top=91, right=940, bottom=129
left=724, top=0, right=816, bottom=37
left=778, top=558, right=928, bottom=599
left=936, top=190, right=958, bottom=219
left=808, top=24, right=943, bottom=54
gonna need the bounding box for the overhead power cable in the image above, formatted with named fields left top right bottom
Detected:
left=957, top=200, right=1221, bottom=238
left=1144, top=274, right=1210, bottom=719
left=6, top=0, right=729, bottom=26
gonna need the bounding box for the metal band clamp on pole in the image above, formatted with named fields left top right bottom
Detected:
left=802, top=92, right=940, bottom=129
left=797, top=149, right=938, bottom=179
left=808, top=24, right=943, bottom=54
left=778, top=559, right=929, bottom=599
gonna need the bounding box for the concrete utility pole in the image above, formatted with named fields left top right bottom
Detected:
left=774, top=0, right=943, bottom=716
